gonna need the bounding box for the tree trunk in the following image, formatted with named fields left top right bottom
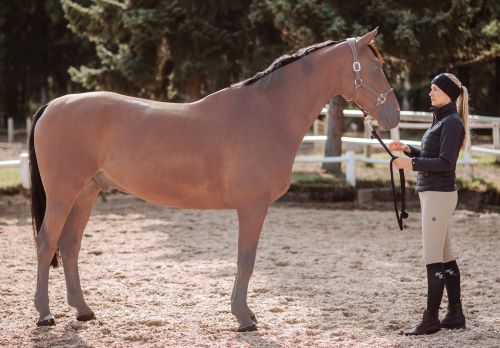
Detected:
left=186, top=78, right=202, bottom=102
left=322, top=96, right=346, bottom=173
left=402, top=70, right=411, bottom=110
left=496, top=57, right=500, bottom=164
left=496, top=57, right=500, bottom=116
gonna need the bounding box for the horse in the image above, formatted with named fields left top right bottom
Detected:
left=29, top=28, right=399, bottom=331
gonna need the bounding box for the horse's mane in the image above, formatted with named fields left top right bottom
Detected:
left=368, top=42, right=384, bottom=63
left=232, top=40, right=343, bottom=87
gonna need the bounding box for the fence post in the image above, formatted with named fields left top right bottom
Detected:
left=345, top=151, right=356, bottom=187
left=464, top=121, right=474, bottom=177
left=493, top=123, right=500, bottom=163
left=493, top=124, right=500, bottom=148
left=8, top=118, right=14, bottom=143
left=20, top=153, right=30, bottom=189
left=390, top=127, right=400, bottom=141
left=363, top=118, right=372, bottom=158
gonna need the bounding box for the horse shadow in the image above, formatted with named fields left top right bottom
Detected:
left=233, top=331, right=281, bottom=348
left=31, top=323, right=90, bottom=348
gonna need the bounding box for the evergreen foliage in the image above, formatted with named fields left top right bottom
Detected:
left=0, top=0, right=498, bottom=124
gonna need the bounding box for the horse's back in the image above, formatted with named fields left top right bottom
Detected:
left=34, top=90, right=293, bottom=208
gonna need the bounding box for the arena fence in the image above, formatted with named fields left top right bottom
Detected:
left=1, top=106, right=499, bottom=189
left=0, top=153, right=30, bottom=189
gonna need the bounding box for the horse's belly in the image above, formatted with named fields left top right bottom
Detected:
left=95, top=168, right=234, bottom=210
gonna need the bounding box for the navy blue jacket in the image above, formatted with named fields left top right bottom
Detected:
left=405, top=103, right=465, bottom=192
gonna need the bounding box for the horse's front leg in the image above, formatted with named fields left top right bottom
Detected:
left=231, top=200, right=268, bottom=332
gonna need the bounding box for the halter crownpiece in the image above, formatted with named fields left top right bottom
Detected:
left=431, top=74, right=462, bottom=102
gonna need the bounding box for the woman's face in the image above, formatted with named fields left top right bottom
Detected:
left=429, top=84, right=451, bottom=107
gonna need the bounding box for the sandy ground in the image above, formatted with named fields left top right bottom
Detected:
left=0, top=194, right=499, bottom=348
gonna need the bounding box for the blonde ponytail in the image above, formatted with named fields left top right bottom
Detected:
left=445, top=73, right=469, bottom=150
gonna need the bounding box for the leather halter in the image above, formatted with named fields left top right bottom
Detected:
left=344, top=38, right=408, bottom=230
left=345, top=38, right=393, bottom=114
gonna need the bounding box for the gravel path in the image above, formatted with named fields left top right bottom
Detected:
left=0, top=194, right=498, bottom=347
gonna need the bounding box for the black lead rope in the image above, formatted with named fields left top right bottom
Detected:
left=370, top=128, right=409, bottom=230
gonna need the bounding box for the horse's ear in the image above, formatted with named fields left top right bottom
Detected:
left=357, top=27, right=379, bottom=45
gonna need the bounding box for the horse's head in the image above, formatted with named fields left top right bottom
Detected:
left=340, top=28, right=400, bottom=131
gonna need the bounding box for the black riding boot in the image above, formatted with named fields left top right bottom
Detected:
left=405, top=263, right=445, bottom=336
left=441, top=302, right=466, bottom=329
left=441, top=260, right=466, bottom=329
left=405, top=309, right=441, bottom=336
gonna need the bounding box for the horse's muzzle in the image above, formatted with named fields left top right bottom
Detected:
left=377, top=105, right=400, bottom=131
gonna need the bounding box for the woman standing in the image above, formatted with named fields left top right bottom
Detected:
left=390, top=73, right=468, bottom=335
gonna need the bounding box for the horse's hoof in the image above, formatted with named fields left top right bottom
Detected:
left=250, top=315, right=257, bottom=324
left=237, top=324, right=258, bottom=332
left=77, top=311, right=95, bottom=322
left=36, top=315, right=56, bottom=327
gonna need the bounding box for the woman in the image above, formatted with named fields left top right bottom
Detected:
left=390, top=73, right=468, bottom=336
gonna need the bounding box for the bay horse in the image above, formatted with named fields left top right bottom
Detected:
left=29, top=28, right=399, bottom=331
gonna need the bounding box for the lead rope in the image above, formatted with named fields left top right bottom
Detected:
left=370, top=126, right=409, bottom=230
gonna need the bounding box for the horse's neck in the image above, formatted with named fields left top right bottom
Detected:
left=259, top=44, right=348, bottom=148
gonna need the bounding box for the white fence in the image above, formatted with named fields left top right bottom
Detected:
left=1, top=107, right=499, bottom=189
left=0, top=153, right=30, bottom=189
left=295, top=151, right=357, bottom=186
left=296, top=135, right=479, bottom=187
left=314, top=108, right=500, bottom=158
left=3, top=118, right=32, bottom=144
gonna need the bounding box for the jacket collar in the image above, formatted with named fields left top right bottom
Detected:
left=430, top=102, right=457, bottom=122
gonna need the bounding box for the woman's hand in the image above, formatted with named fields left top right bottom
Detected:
left=392, top=157, right=412, bottom=170
left=388, top=141, right=410, bottom=153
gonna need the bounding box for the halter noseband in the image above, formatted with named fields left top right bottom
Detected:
left=344, top=37, right=408, bottom=231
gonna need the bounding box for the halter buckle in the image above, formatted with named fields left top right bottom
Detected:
left=377, top=94, right=386, bottom=105
left=352, top=62, right=361, bottom=72
left=354, top=78, right=363, bottom=87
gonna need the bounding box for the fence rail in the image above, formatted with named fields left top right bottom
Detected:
left=315, top=107, right=500, bottom=158
left=0, top=153, right=30, bottom=189
left=2, top=106, right=499, bottom=189
left=3, top=118, right=32, bottom=144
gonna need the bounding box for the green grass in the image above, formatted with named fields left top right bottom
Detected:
left=0, top=167, right=21, bottom=188
left=456, top=177, right=497, bottom=192
left=1, top=152, right=498, bottom=195
left=291, top=171, right=347, bottom=188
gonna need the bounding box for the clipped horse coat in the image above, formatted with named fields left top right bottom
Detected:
left=30, top=28, right=399, bottom=331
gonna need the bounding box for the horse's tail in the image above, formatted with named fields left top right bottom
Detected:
left=29, top=104, right=58, bottom=267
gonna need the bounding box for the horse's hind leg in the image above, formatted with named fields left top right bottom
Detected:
left=35, top=189, right=81, bottom=326
left=58, top=181, right=100, bottom=322
left=231, top=200, right=268, bottom=332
